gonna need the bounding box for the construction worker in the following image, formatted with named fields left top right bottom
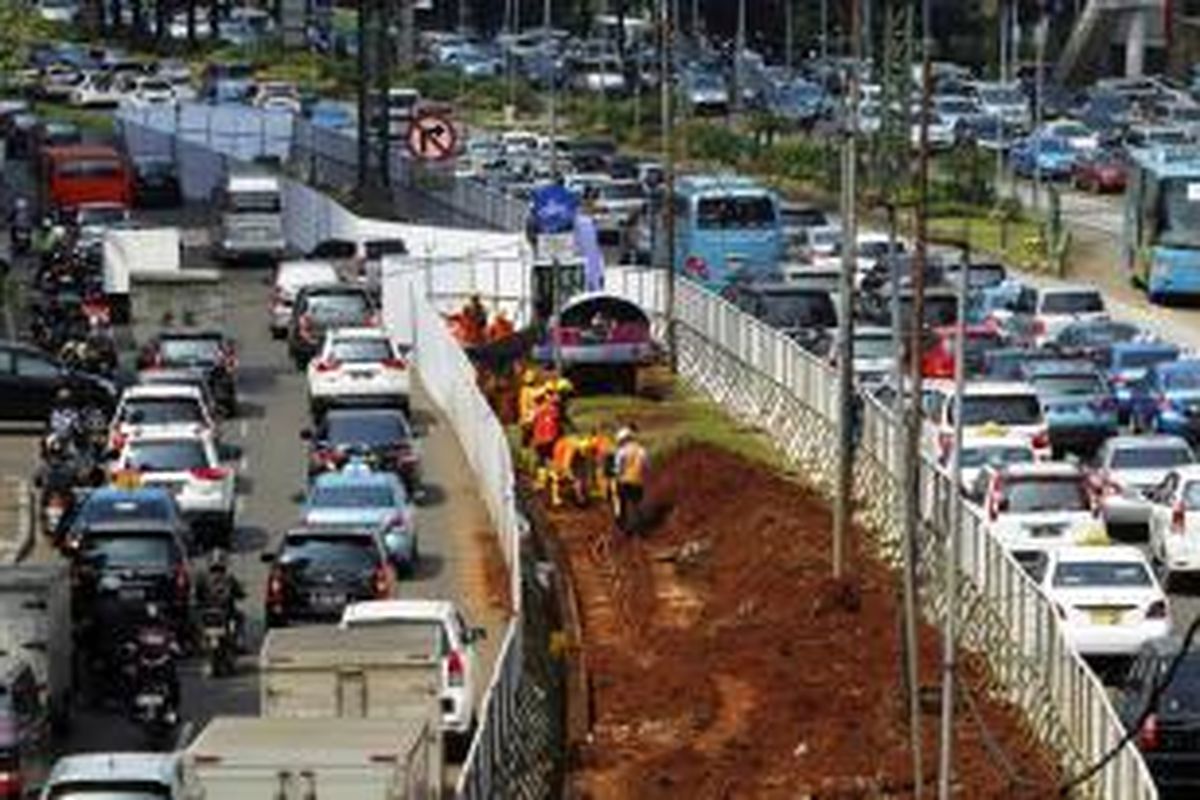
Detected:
left=548, top=434, right=594, bottom=508
left=530, top=386, right=561, bottom=489
left=589, top=427, right=616, bottom=502
left=517, top=368, right=541, bottom=467
left=486, top=309, right=515, bottom=343
left=462, top=294, right=488, bottom=345
left=612, top=425, right=648, bottom=535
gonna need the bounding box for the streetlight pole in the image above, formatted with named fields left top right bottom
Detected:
left=545, top=0, right=557, bottom=176
left=661, top=0, right=677, bottom=372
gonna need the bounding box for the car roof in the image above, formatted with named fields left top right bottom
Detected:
left=324, top=407, right=407, bottom=423
left=958, top=381, right=1039, bottom=396
left=157, top=329, right=224, bottom=341
left=1104, top=434, right=1191, bottom=449
left=85, top=486, right=174, bottom=503
left=342, top=599, right=456, bottom=623
left=124, top=426, right=213, bottom=444
left=1111, top=340, right=1176, bottom=354
left=1040, top=285, right=1101, bottom=297
left=121, top=384, right=204, bottom=400
left=996, top=461, right=1084, bottom=479
left=960, top=434, right=1034, bottom=448
left=1023, top=360, right=1101, bottom=377
left=284, top=524, right=381, bottom=540
left=47, top=752, right=177, bottom=785
left=312, top=467, right=399, bottom=489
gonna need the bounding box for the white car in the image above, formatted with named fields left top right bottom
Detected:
left=340, top=599, right=486, bottom=742
left=126, top=76, right=177, bottom=107
left=37, top=0, right=78, bottom=23
left=923, top=381, right=1052, bottom=462
left=1094, top=435, right=1195, bottom=534
left=42, top=753, right=183, bottom=799
left=110, top=384, right=219, bottom=451
left=1042, top=119, right=1100, bottom=153
left=69, top=73, right=123, bottom=108
left=113, top=427, right=236, bottom=545
left=910, top=112, right=956, bottom=151
left=953, top=432, right=1036, bottom=494
left=1147, top=465, right=1200, bottom=587
left=1037, top=545, right=1170, bottom=658
left=307, top=328, right=411, bottom=415
left=1033, top=286, right=1108, bottom=347
left=269, top=260, right=341, bottom=338
left=979, top=462, right=1103, bottom=558
left=168, top=11, right=213, bottom=39
left=252, top=81, right=302, bottom=114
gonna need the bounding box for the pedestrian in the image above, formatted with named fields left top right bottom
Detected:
left=463, top=293, right=488, bottom=344
left=612, top=425, right=648, bottom=536
left=486, top=308, right=515, bottom=342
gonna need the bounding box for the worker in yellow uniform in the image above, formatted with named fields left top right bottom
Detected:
left=516, top=369, right=541, bottom=470
left=548, top=434, right=594, bottom=508
left=612, top=425, right=648, bottom=535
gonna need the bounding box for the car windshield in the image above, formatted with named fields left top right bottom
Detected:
left=48, top=783, right=172, bottom=798
left=159, top=337, right=222, bottom=364
left=324, top=414, right=408, bottom=445
left=1061, top=322, right=1138, bottom=346
left=1111, top=446, right=1192, bottom=470
left=310, top=483, right=396, bottom=509
left=980, top=87, right=1023, bottom=104
left=600, top=183, right=643, bottom=201
left=1051, top=560, right=1152, bottom=588
left=1158, top=178, right=1200, bottom=250
left=78, top=494, right=173, bottom=524
left=281, top=535, right=379, bottom=571
left=307, top=293, right=370, bottom=320
left=1004, top=478, right=1089, bottom=513
left=330, top=338, right=393, bottom=362
left=959, top=445, right=1033, bottom=470
left=696, top=195, right=776, bottom=230
left=228, top=191, right=280, bottom=213
left=1030, top=374, right=1105, bottom=395
left=125, top=440, right=209, bottom=472
left=1037, top=137, right=1071, bottom=154
left=58, top=159, right=120, bottom=179
left=1163, top=368, right=1200, bottom=390
left=954, top=395, right=1042, bottom=426
left=121, top=398, right=204, bottom=425
left=82, top=533, right=175, bottom=568
left=1053, top=123, right=1090, bottom=138
left=1042, top=292, right=1103, bottom=314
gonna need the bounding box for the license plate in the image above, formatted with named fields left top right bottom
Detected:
left=348, top=370, right=373, bottom=380
left=119, top=587, right=145, bottom=601
left=310, top=592, right=345, bottom=609
left=1089, top=609, right=1123, bottom=626
left=1028, top=525, right=1063, bottom=539
left=136, top=693, right=164, bottom=707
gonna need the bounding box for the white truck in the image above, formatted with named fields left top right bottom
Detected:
left=181, top=715, right=440, bottom=799
left=211, top=170, right=285, bottom=262
left=0, top=564, right=72, bottom=729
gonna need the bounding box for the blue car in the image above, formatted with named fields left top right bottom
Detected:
left=1105, top=341, right=1180, bottom=423
left=307, top=101, right=354, bottom=131
left=1010, top=134, right=1077, bottom=180
left=301, top=461, right=418, bottom=574
left=1023, top=359, right=1118, bottom=455
left=1129, top=359, right=1200, bottom=443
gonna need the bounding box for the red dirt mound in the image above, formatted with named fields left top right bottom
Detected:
left=543, top=443, right=1061, bottom=799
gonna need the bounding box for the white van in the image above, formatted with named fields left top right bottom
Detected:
left=212, top=171, right=285, bottom=262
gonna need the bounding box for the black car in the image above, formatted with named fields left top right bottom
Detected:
left=263, top=526, right=392, bottom=627
left=69, top=522, right=191, bottom=627
left=60, top=486, right=188, bottom=551
left=286, top=284, right=377, bottom=369
left=726, top=283, right=838, bottom=354
left=1117, top=637, right=1200, bottom=799
left=132, top=157, right=182, bottom=208
left=136, top=330, right=238, bottom=416
left=0, top=340, right=116, bottom=423
left=303, top=407, right=420, bottom=492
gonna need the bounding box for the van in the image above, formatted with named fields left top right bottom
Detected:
left=39, top=145, right=131, bottom=214
left=211, top=170, right=285, bottom=263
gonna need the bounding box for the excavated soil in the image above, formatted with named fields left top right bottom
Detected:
left=541, top=443, right=1062, bottom=799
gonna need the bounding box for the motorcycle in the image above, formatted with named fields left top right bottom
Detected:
left=127, top=625, right=180, bottom=743
left=199, top=606, right=236, bottom=678
left=38, top=478, right=74, bottom=539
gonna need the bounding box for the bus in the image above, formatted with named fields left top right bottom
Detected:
left=40, top=145, right=133, bottom=213
left=661, top=174, right=784, bottom=293
left=1123, top=145, right=1200, bottom=302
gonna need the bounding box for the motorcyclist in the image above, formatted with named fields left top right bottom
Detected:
left=195, top=549, right=246, bottom=651
left=8, top=197, right=31, bottom=253
left=133, top=603, right=182, bottom=711
left=48, top=387, right=81, bottom=442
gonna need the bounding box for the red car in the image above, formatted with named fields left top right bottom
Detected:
left=1071, top=149, right=1127, bottom=194
left=921, top=325, right=1006, bottom=379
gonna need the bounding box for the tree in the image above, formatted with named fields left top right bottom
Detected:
left=0, top=4, right=50, bottom=79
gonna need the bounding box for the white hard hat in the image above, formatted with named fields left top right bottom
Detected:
left=616, top=427, right=633, bottom=443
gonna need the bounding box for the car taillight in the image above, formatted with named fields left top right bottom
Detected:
left=373, top=566, right=391, bottom=598
left=381, top=357, right=407, bottom=370
left=267, top=568, right=284, bottom=605
left=447, top=650, right=465, bottom=687
left=109, top=431, right=127, bottom=451
left=190, top=466, right=228, bottom=481
left=366, top=312, right=382, bottom=327
left=1147, top=600, right=1169, bottom=619
left=683, top=255, right=709, bottom=280
left=1033, top=319, right=1046, bottom=336
left=0, top=770, right=22, bottom=799
left=299, top=313, right=315, bottom=341
left=174, top=564, right=189, bottom=602
left=1031, top=430, right=1050, bottom=450
left=1173, top=502, right=1186, bottom=535
left=315, top=358, right=341, bottom=373
left=1138, top=713, right=1160, bottom=751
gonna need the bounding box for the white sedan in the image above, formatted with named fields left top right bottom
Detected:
left=1147, top=465, right=1200, bottom=588
left=113, top=427, right=237, bottom=548
left=1037, top=545, right=1170, bottom=658
left=307, top=328, right=411, bottom=416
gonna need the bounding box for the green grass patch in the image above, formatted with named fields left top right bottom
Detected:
left=32, top=102, right=114, bottom=135
left=927, top=212, right=1048, bottom=270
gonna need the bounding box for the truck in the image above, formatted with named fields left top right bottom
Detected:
left=211, top=169, right=285, bottom=263
left=0, top=564, right=71, bottom=729
left=102, top=226, right=183, bottom=324
left=181, top=715, right=441, bottom=799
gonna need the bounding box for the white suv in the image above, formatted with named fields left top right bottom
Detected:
left=307, top=328, right=411, bottom=416
left=923, top=381, right=1052, bottom=462
left=979, top=462, right=1103, bottom=562
left=113, top=427, right=236, bottom=548
left=269, top=260, right=340, bottom=339
left=110, top=384, right=218, bottom=451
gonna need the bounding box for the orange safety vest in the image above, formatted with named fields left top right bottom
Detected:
left=487, top=316, right=515, bottom=342
left=592, top=434, right=614, bottom=467
left=552, top=437, right=578, bottom=474
left=532, top=402, right=560, bottom=447
left=616, top=442, right=647, bottom=485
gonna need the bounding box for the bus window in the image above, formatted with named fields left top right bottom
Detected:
left=696, top=196, right=776, bottom=230
left=1157, top=178, right=1200, bottom=249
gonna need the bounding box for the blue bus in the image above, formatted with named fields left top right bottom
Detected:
left=663, top=174, right=784, bottom=293
left=1123, top=145, right=1200, bottom=302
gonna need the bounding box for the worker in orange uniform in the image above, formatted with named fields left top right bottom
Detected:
left=549, top=434, right=594, bottom=508
left=486, top=309, right=515, bottom=343
left=612, top=425, right=648, bottom=535
left=589, top=426, right=615, bottom=502
left=530, top=386, right=562, bottom=489
left=459, top=294, right=488, bottom=345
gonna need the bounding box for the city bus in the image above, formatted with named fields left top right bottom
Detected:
left=661, top=174, right=785, bottom=293
left=1123, top=144, right=1200, bottom=302
left=39, top=145, right=133, bottom=213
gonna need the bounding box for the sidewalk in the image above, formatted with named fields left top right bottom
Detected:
left=0, top=476, right=33, bottom=565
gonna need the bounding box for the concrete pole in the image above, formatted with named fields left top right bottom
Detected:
left=1126, top=9, right=1147, bottom=78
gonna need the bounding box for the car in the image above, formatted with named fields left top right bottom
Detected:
left=301, top=462, right=417, bottom=573
left=1033, top=286, right=1108, bottom=346
left=41, top=752, right=183, bottom=799
left=268, top=260, right=342, bottom=340
left=1094, top=436, right=1195, bottom=540
left=0, top=656, right=52, bottom=797
left=1042, top=119, right=1101, bottom=153
left=68, top=71, right=123, bottom=108
left=1147, top=465, right=1200, bottom=587
left=1010, top=134, right=1078, bottom=180
left=306, top=327, right=411, bottom=416
left=1036, top=545, right=1169, bottom=660
left=1129, top=360, right=1200, bottom=443
left=791, top=224, right=843, bottom=263
left=1048, top=318, right=1145, bottom=364
left=70, top=201, right=133, bottom=260
left=909, top=111, right=956, bottom=151
left=923, top=381, right=1052, bottom=462
left=953, top=432, right=1037, bottom=494
left=125, top=76, right=176, bottom=107
left=1022, top=360, right=1118, bottom=456
left=262, top=525, right=395, bottom=627
left=976, top=462, right=1101, bottom=563
left=59, top=486, right=187, bottom=551
left=941, top=260, right=1008, bottom=291
left=110, top=384, right=218, bottom=450
left=845, top=327, right=896, bottom=388
left=681, top=71, right=728, bottom=115
left=132, top=156, right=182, bottom=208
left=1116, top=637, right=1200, bottom=796
left=1105, top=341, right=1180, bottom=423
left=725, top=283, right=837, bottom=354
left=112, top=428, right=236, bottom=548
left=302, top=407, right=420, bottom=493
left=136, top=330, right=238, bottom=416
left=969, top=280, right=1038, bottom=343
left=340, top=599, right=487, bottom=744
left=955, top=113, right=1020, bottom=152
left=920, top=325, right=1006, bottom=379
left=0, top=338, right=118, bottom=423
left=287, top=284, right=378, bottom=369
left=1071, top=147, right=1128, bottom=193
left=68, top=521, right=191, bottom=624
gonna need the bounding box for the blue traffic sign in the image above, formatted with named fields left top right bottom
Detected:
left=531, top=185, right=579, bottom=234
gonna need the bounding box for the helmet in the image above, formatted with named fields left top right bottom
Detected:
left=46, top=436, right=65, bottom=457
left=555, top=378, right=574, bottom=394
left=209, top=549, right=228, bottom=572
left=145, top=603, right=161, bottom=622
left=616, top=427, right=633, bottom=444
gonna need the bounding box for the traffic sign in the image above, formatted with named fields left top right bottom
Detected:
left=405, top=112, right=457, bottom=162
left=531, top=184, right=579, bottom=235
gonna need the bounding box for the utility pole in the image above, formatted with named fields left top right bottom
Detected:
left=903, top=0, right=932, bottom=794
left=546, top=0, right=557, bottom=175
left=785, top=0, right=794, bottom=72
left=378, top=0, right=394, bottom=189
left=661, top=0, right=677, bottom=372
left=731, top=0, right=745, bottom=117
left=821, top=0, right=830, bottom=60
left=356, top=0, right=371, bottom=190
left=1032, top=8, right=1047, bottom=211
left=834, top=0, right=861, bottom=581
